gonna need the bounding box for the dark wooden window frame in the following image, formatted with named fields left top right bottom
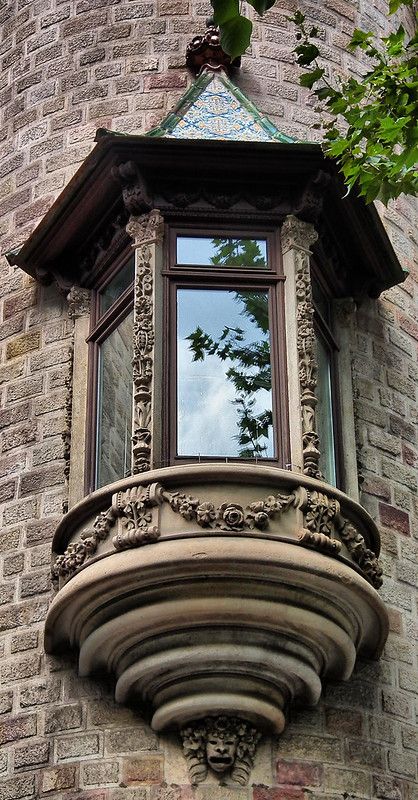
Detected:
left=85, top=247, right=134, bottom=494
left=164, top=223, right=290, bottom=468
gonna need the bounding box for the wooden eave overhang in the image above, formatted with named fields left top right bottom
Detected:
left=7, top=129, right=405, bottom=298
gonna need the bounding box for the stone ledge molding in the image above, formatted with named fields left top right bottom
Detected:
left=45, top=463, right=388, bottom=745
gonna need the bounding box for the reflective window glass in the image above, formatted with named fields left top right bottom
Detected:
left=176, top=237, right=268, bottom=268
left=177, top=288, right=274, bottom=458
left=316, top=335, right=337, bottom=486
left=96, top=310, right=134, bottom=488
left=100, top=255, right=135, bottom=315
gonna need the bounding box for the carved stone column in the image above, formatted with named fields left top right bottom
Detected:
left=66, top=287, right=91, bottom=509
left=126, top=210, right=164, bottom=473
left=281, top=215, right=320, bottom=479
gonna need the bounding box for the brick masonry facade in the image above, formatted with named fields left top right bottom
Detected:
left=0, top=1, right=417, bottom=799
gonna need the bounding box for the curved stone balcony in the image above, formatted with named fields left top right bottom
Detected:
left=45, top=464, right=388, bottom=737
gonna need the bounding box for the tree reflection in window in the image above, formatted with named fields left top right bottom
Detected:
left=179, top=238, right=274, bottom=459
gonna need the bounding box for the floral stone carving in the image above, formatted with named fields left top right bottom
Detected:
left=181, top=716, right=261, bottom=786
left=127, top=209, right=164, bottom=475
left=50, top=477, right=384, bottom=590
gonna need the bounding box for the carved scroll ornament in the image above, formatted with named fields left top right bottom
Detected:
left=127, top=210, right=164, bottom=475
left=181, top=716, right=261, bottom=786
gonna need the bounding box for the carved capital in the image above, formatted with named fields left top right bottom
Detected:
left=281, top=215, right=318, bottom=254
left=181, top=716, right=261, bottom=786
left=126, top=209, right=164, bottom=249
left=67, top=286, right=91, bottom=320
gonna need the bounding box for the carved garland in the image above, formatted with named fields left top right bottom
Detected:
left=126, top=210, right=164, bottom=475
left=336, top=518, right=383, bottom=589
left=51, top=506, right=116, bottom=588
left=51, top=481, right=381, bottom=589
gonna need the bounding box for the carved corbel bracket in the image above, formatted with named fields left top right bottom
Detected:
left=67, top=286, right=91, bottom=320
left=294, top=170, right=331, bottom=224
left=112, top=161, right=153, bottom=215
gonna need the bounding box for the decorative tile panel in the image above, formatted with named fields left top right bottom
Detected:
left=148, top=71, right=294, bottom=144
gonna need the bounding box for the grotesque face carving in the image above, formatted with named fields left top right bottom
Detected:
left=206, top=733, right=238, bottom=773
left=181, top=715, right=261, bottom=786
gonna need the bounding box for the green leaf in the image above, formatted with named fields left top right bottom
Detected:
left=211, top=0, right=239, bottom=25
left=299, top=67, right=325, bottom=88
left=295, top=42, right=320, bottom=65
left=288, top=10, right=305, bottom=25
left=247, top=0, right=276, bottom=14
left=219, top=14, right=253, bottom=60
left=388, top=0, right=412, bottom=14
left=348, top=29, right=373, bottom=50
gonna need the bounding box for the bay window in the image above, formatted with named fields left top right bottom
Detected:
left=166, top=227, right=289, bottom=466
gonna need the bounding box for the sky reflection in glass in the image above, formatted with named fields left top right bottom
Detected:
left=176, top=237, right=268, bottom=268
left=177, top=288, right=274, bottom=458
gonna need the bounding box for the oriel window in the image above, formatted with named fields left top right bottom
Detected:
left=166, top=228, right=289, bottom=466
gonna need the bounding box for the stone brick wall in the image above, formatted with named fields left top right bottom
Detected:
left=0, top=1, right=417, bottom=799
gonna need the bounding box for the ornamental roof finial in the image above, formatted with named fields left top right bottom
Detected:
left=186, top=18, right=240, bottom=76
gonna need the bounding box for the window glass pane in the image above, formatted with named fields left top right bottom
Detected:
left=100, top=255, right=135, bottom=315
left=96, top=310, right=134, bottom=488
left=176, top=237, right=268, bottom=268
left=177, top=288, right=275, bottom=458
left=312, top=279, right=330, bottom=325
left=316, top=335, right=337, bottom=486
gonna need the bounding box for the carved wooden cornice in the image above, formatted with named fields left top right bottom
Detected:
left=8, top=134, right=404, bottom=298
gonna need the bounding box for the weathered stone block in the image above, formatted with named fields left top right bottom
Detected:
left=105, top=727, right=158, bottom=753
left=19, top=676, right=60, bottom=708
left=123, top=756, right=163, bottom=784
left=0, top=713, right=37, bottom=745
left=14, top=740, right=50, bottom=769
left=0, top=774, right=36, bottom=800
left=56, top=732, right=100, bottom=760
left=40, top=765, right=76, bottom=793
left=82, top=760, right=119, bottom=785
left=276, top=759, right=322, bottom=786
left=44, top=704, right=83, bottom=733
left=6, top=332, right=40, bottom=359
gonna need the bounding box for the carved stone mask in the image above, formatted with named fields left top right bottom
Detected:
left=206, top=733, right=238, bottom=773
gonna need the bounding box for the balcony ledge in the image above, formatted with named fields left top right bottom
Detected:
left=45, top=463, right=388, bottom=738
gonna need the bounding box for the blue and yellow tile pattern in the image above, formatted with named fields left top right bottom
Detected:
left=147, top=71, right=294, bottom=144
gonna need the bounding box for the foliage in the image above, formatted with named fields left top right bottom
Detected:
left=211, top=0, right=418, bottom=204
left=186, top=239, right=273, bottom=458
